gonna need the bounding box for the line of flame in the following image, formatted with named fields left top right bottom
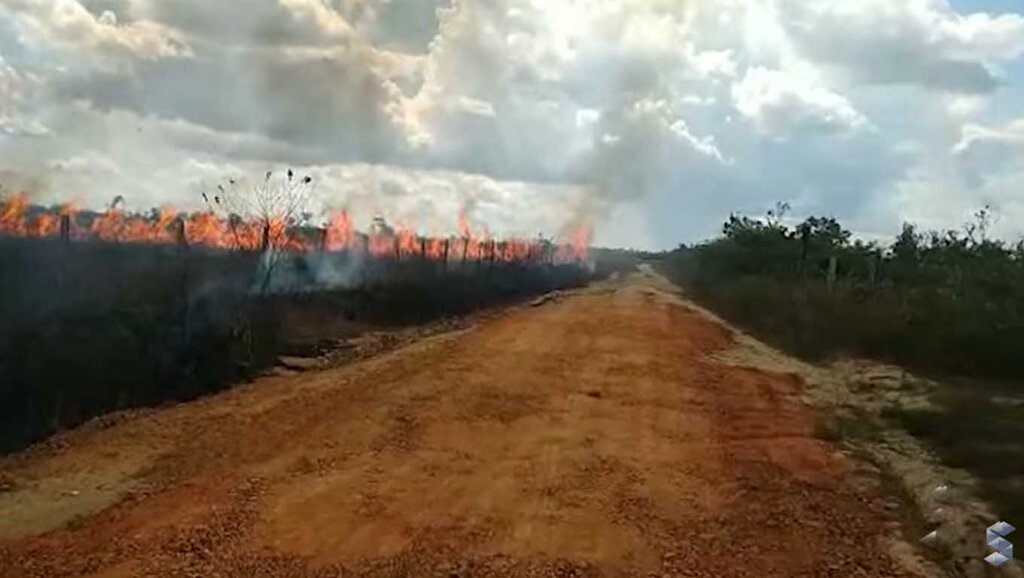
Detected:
left=0, top=194, right=592, bottom=265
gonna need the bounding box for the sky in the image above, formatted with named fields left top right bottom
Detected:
left=2, top=0, right=1024, bottom=249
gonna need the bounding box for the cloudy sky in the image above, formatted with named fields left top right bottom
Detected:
left=2, top=0, right=1024, bottom=248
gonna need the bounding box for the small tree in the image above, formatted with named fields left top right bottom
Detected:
left=765, top=201, right=791, bottom=230
left=964, top=204, right=995, bottom=246
left=204, top=169, right=315, bottom=294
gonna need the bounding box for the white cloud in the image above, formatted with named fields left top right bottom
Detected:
left=4, top=0, right=191, bottom=66
left=883, top=159, right=1024, bottom=242
left=3, top=0, right=1024, bottom=249
left=948, top=117, right=1024, bottom=209
left=686, top=46, right=738, bottom=80
left=954, top=118, right=1024, bottom=154
left=777, top=0, right=1024, bottom=93
left=0, top=55, right=49, bottom=136
left=629, top=97, right=727, bottom=163
left=732, top=67, right=867, bottom=135
left=277, top=0, right=357, bottom=41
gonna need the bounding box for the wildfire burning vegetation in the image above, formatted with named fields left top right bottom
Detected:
left=1, top=183, right=600, bottom=453
left=0, top=193, right=593, bottom=265
left=0, top=172, right=600, bottom=452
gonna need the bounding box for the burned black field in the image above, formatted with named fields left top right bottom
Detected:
left=0, top=235, right=595, bottom=453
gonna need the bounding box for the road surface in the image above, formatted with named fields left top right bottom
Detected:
left=0, top=271, right=931, bottom=577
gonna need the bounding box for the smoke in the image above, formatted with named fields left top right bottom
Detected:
left=305, top=163, right=592, bottom=241
left=0, top=170, right=49, bottom=200
left=0, top=0, right=725, bottom=246
left=255, top=250, right=367, bottom=294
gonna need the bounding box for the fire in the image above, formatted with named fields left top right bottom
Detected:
left=555, top=223, right=593, bottom=264
left=0, top=194, right=593, bottom=266
left=324, top=211, right=353, bottom=251
left=0, top=193, right=29, bottom=237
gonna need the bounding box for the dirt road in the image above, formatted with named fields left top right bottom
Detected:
left=0, top=271, right=933, bottom=577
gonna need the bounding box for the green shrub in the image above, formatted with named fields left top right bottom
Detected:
left=658, top=209, right=1024, bottom=383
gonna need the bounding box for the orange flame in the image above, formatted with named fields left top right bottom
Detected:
left=0, top=194, right=592, bottom=265
left=324, top=211, right=354, bottom=251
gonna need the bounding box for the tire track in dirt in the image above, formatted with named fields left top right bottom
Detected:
left=0, top=271, right=937, bottom=577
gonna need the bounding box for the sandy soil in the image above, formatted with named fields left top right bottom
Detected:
left=0, top=271, right=937, bottom=577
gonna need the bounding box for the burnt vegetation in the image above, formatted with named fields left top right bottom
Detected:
left=0, top=189, right=595, bottom=453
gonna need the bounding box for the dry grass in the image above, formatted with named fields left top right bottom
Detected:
left=882, top=383, right=1024, bottom=525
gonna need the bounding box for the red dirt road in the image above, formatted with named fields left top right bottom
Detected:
left=0, top=272, right=931, bottom=577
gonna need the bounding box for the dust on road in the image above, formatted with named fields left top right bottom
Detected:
left=0, top=271, right=933, bottom=577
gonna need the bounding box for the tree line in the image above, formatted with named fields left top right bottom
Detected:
left=658, top=204, right=1024, bottom=383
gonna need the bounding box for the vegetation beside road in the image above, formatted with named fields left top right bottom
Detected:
left=0, top=238, right=591, bottom=454
left=657, top=204, right=1024, bottom=383
left=655, top=204, right=1024, bottom=527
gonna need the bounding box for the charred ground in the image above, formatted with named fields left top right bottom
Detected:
left=0, top=234, right=600, bottom=454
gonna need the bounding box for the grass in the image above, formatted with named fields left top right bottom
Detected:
left=652, top=253, right=1024, bottom=532
left=882, top=385, right=1024, bottom=525
left=650, top=211, right=1024, bottom=562
left=812, top=409, right=884, bottom=444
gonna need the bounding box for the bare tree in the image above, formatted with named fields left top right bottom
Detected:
left=203, top=169, right=316, bottom=294
left=965, top=204, right=996, bottom=245
left=765, top=201, right=791, bottom=230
